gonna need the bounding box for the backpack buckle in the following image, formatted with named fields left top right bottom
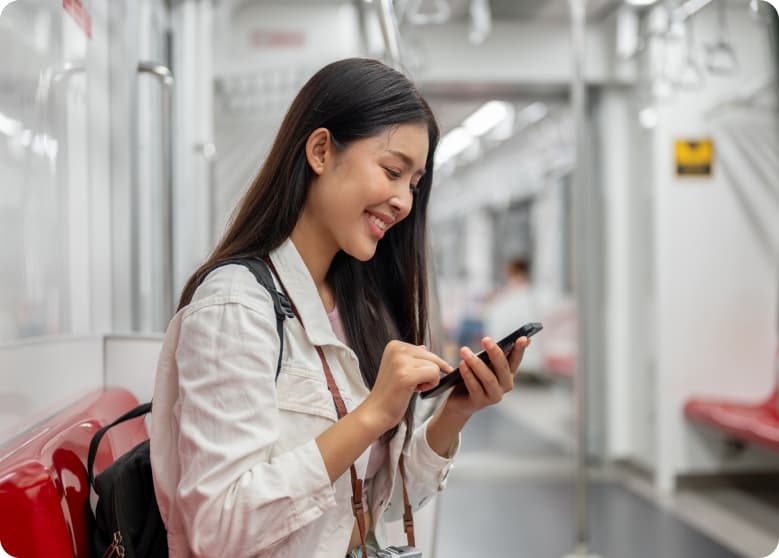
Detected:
left=277, top=293, right=295, bottom=319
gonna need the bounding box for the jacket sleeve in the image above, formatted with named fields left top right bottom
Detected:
left=392, top=416, right=459, bottom=518
left=174, top=293, right=336, bottom=556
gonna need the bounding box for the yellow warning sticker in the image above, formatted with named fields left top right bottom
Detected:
left=675, top=139, right=713, bottom=176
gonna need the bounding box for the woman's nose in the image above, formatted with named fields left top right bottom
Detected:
left=389, top=190, right=413, bottom=221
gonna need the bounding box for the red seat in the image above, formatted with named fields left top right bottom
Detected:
left=0, top=388, right=147, bottom=558
left=684, top=390, right=779, bottom=450
left=544, top=354, right=575, bottom=378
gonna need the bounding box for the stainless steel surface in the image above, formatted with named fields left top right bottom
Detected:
left=52, top=61, right=86, bottom=83
left=761, top=0, right=779, bottom=13
left=378, top=0, right=403, bottom=68
left=674, top=0, right=715, bottom=22
left=137, top=62, right=174, bottom=86
left=405, top=0, right=452, bottom=25
left=224, top=0, right=617, bottom=21
left=196, top=141, right=219, bottom=246
left=137, top=61, right=175, bottom=327
left=427, top=0, right=619, bottom=21
left=566, top=0, right=600, bottom=557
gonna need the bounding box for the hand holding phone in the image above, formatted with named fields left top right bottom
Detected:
left=420, top=322, right=543, bottom=399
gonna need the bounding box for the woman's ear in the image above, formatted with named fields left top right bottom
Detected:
left=305, top=128, right=331, bottom=176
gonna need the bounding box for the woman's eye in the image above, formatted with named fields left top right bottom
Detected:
left=384, top=168, right=402, bottom=179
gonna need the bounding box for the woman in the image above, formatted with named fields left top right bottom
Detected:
left=150, top=58, right=529, bottom=557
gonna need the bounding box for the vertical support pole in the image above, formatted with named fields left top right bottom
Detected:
left=137, top=62, right=174, bottom=328
left=159, top=72, right=174, bottom=324
left=377, top=0, right=402, bottom=70
left=564, top=1, right=602, bottom=557
left=195, top=141, right=218, bottom=246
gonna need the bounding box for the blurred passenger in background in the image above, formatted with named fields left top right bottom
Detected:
left=149, top=58, right=530, bottom=558
left=453, top=289, right=486, bottom=353
left=483, top=256, right=543, bottom=376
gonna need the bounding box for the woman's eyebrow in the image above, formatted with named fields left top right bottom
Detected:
left=387, top=149, right=426, bottom=176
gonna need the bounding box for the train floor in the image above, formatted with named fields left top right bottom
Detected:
left=432, top=379, right=779, bottom=558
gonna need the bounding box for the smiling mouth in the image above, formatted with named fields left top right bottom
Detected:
left=366, top=212, right=389, bottom=232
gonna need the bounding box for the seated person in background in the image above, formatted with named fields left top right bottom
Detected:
left=483, top=257, right=543, bottom=376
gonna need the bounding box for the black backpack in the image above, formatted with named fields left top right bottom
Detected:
left=87, top=257, right=293, bottom=558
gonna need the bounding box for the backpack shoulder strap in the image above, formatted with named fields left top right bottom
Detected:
left=87, top=402, right=152, bottom=487
left=206, top=257, right=294, bottom=380
left=87, top=259, right=292, bottom=490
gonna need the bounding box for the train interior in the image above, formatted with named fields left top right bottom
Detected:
left=1, top=0, right=778, bottom=556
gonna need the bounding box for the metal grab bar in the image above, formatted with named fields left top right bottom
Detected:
left=52, top=61, right=86, bottom=84
left=194, top=141, right=218, bottom=246
left=377, top=0, right=402, bottom=70
left=136, top=61, right=174, bottom=330
left=138, top=62, right=174, bottom=86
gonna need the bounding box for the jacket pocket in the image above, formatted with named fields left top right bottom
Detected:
left=275, top=363, right=338, bottom=422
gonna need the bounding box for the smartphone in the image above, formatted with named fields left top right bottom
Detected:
left=419, top=322, right=543, bottom=399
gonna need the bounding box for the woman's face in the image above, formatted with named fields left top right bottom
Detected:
left=302, top=122, right=430, bottom=262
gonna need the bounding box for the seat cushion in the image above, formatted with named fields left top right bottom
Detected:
left=684, top=391, right=779, bottom=449
left=0, top=388, right=146, bottom=558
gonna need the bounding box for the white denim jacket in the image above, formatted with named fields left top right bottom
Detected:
left=150, top=239, right=457, bottom=558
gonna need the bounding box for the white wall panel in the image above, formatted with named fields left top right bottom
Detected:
left=597, top=88, right=635, bottom=461
left=411, top=15, right=634, bottom=88
left=214, top=2, right=361, bottom=78
left=87, top=0, right=113, bottom=334
left=0, top=334, right=163, bottom=447
left=104, top=335, right=163, bottom=404
left=643, top=4, right=779, bottom=489
left=0, top=336, right=104, bottom=445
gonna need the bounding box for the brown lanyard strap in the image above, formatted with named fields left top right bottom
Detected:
left=398, top=454, right=416, bottom=547
left=265, top=258, right=415, bottom=551
left=315, top=346, right=369, bottom=558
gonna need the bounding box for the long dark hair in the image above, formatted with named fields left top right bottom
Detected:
left=179, top=58, right=439, bottom=399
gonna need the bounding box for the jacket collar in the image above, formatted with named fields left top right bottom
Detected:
left=269, top=238, right=347, bottom=350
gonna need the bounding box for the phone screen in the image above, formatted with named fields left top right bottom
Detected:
left=419, top=322, right=543, bottom=399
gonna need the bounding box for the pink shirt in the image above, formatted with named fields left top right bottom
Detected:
left=327, top=306, right=388, bottom=480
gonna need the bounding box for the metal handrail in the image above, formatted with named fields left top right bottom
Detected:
left=138, top=62, right=174, bottom=86
left=136, top=61, right=175, bottom=329
left=378, top=0, right=402, bottom=70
